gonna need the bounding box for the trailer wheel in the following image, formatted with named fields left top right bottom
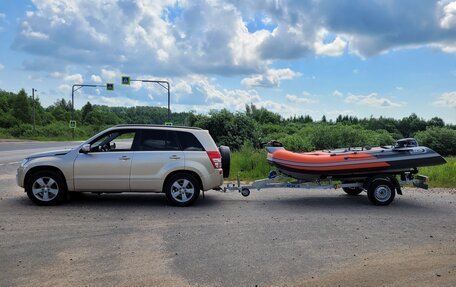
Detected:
left=367, top=179, right=395, bottom=206
left=241, top=188, right=250, bottom=197
left=342, top=187, right=363, bottom=196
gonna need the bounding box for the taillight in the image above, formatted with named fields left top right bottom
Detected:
left=207, top=151, right=222, bottom=169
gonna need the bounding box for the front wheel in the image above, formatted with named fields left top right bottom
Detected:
left=367, top=179, right=395, bottom=206
left=164, top=173, right=200, bottom=207
left=26, top=170, right=67, bottom=206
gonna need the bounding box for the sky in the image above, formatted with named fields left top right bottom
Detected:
left=0, top=0, right=455, bottom=123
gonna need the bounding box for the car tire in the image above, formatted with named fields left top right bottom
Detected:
left=219, top=146, right=231, bottom=178
left=165, top=173, right=200, bottom=207
left=367, top=179, right=395, bottom=206
left=26, top=170, right=67, bottom=206
left=342, top=187, right=363, bottom=196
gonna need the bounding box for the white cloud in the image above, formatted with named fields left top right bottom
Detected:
left=91, top=74, right=102, bottom=83
left=313, top=29, right=347, bottom=57
left=344, top=93, right=403, bottom=108
left=440, top=1, right=456, bottom=29
left=57, top=84, right=71, bottom=93
left=333, top=90, right=343, bottom=97
left=9, top=0, right=456, bottom=88
left=241, top=68, right=301, bottom=88
left=50, top=72, right=63, bottom=78
left=63, top=73, right=83, bottom=83
left=101, top=69, right=118, bottom=80
left=0, top=64, right=4, bottom=71
left=20, top=21, right=49, bottom=40
left=286, top=93, right=317, bottom=104
left=433, top=91, right=456, bottom=108
left=98, top=96, right=147, bottom=107
left=174, top=81, right=192, bottom=94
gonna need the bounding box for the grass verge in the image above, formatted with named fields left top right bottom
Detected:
left=419, top=157, right=455, bottom=188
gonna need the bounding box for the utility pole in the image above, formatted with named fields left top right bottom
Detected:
left=32, top=88, right=37, bottom=132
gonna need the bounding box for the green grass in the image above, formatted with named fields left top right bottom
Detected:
left=228, top=145, right=272, bottom=181
left=419, top=157, right=456, bottom=188
left=230, top=150, right=456, bottom=188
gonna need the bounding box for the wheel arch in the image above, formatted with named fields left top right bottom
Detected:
left=162, top=170, right=203, bottom=193
left=24, top=165, right=68, bottom=191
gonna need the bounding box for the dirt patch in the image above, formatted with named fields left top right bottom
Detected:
left=287, top=243, right=456, bottom=287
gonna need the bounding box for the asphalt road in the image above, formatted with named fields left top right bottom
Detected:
left=0, top=141, right=455, bottom=286
left=0, top=141, right=80, bottom=165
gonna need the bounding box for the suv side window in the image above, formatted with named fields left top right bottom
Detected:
left=90, top=129, right=138, bottom=152
left=176, top=131, right=205, bottom=151
left=138, top=129, right=180, bottom=151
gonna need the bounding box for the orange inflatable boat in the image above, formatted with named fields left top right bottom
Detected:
left=266, top=138, right=446, bottom=181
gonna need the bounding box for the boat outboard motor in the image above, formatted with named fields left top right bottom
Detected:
left=394, top=138, right=419, bottom=149
left=266, top=140, right=284, bottom=147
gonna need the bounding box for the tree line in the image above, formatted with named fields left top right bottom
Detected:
left=1, top=89, right=455, bottom=155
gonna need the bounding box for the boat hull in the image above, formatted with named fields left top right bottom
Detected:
left=267, top=146, right=446, bottom=181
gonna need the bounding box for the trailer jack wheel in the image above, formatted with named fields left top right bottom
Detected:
left=241, top=188, right=250, bottom=197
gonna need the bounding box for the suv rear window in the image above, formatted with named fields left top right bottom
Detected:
left=138, top=129, right=180, bottom=151
left=176, top=131, right=205, bottom=151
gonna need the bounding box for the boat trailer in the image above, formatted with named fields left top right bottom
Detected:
left=222, top=171, right=429, bottom=206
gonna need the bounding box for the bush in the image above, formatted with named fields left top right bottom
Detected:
left=9, top=124, right=33, bottom=137
left=279, top=134, right=314, bottom=152
left=308, top=124, right=394, bottom=150
left=415, top=127, right=456, bottom=156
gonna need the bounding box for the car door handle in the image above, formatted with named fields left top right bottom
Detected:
left=119, top=156, right=130, bottom=160
left=169, top=155, right=181, bottom=160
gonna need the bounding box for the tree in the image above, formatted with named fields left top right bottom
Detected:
left=11, top=89, right=32, bottom=124
left=427, top=117, right=444, bottom=128
left=81, top=102, right=93, bottom=124
left=245, top=104, right=281, bottom=124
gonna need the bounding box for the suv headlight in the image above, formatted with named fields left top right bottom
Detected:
left=21, top=158, right=31, bottom=167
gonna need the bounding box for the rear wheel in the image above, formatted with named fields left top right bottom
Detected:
left=342, top=187, right=363, bottom=196
left=26, top=170, right=67, bottom=206
left=164, top=173, right=200, bottom=207
left=367, top=179, right=395, bottom=206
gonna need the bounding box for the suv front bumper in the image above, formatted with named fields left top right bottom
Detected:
left=16, top=166, right=25, bottom=188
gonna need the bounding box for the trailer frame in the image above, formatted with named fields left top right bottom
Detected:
left=222, top=171, right=429, bottom=206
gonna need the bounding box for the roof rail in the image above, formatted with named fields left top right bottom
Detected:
left=112, top=124, right=203, bottom=130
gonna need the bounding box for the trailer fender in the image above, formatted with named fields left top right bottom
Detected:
left=390, top=176, right=402, bottom=195
left=363, top=175, right=402, bottom=195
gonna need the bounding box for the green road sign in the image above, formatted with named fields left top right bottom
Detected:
left=69, top=120, right=76, bottom=128
left=164, top=122, right=173, bottom=126
left=106, top=83, right=114, bottom=91
left=121, top=76, right=130, bottom=85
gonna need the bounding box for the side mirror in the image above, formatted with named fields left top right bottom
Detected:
left=81, top=144, right=91, bottom=153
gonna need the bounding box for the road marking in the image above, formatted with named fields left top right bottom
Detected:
left=8, top=161, right=20, bottom=165
left=0, top=163, right=4, bottom=166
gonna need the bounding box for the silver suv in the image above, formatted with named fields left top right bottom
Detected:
left=17, top=125, right=230, bottom=206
